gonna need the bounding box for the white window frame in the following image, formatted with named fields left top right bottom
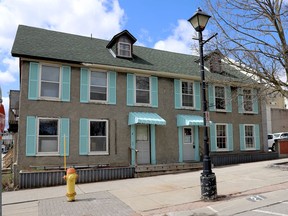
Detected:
left=214, top=86, right=226, bottom=111
left=181, top=80, right=195, bottom=109
left=37, top=117, right=60, bottom=156
left=183, top=127, right=193, bottom=144
left=39, top=64, right=61, bottom=100
left=118, top=42, right=132, bottom=58
left=244, top=124, right=255, bottom=149
left=89, top=70, right=108, bottom=103
left=243, top=88, right=253, bottom=113
left=135, top=75, right=151, bottom=106
left=89, top=119, right=109, bottom=155
left=215, top=123, right=228, bottom=151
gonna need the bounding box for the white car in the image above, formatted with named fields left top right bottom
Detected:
left=268, top=134, right=275, bottom=151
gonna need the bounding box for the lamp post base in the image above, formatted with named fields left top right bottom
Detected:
left=200, top=173, right=217, bottom=200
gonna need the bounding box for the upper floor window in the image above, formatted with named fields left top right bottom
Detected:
left=118, top=42, right=131, bottom=58
left=28, top=62, right=71, bottom=101
left=215, top=86, right=225, bottom=110
left=80, top=68, right=116, bottom=104
left=208, top=85, right=232, bottom=112
left=126, top=74, right=158, bottom=107
left=136, top=76, right=150, bottom=104
left=174, top=79, right=201, bottom=110
left=90, top=71, right=107, bottom=101
left=40, top=65, right=60, bottom=98
left=243, top=89, right=253, bottom=112
left=182, top=81, right=194, bottom=107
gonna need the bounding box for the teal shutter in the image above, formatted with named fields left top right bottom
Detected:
left=174, top=79, right=181, bottom=109
left=194, top=81, right=201, bottom=110
left=79, top=118, right=89, bottom=155
left=60, top=118, right=70, bottom=156
left=193, top=126, right=200, bottom=161
left=150, top=125, right=156, bottom=164
left=28, top=62, right=39, bottom=100
left=127, top=74, right=135, bottom=106
left=239, top=124, right=245, bottom=150
left=208, top=84, right=215, bottom=111
left=254, top=124, right=260, bottom=150
left=226, top=86, right=232, bottom=112
left=151, top=76, right=158, bottom=107
left=26, top=116, right=37, bottom=156
left=61, top=66, right=71, bottom=102
left=238, top=88, right=244, bottom=113
left=108, top=71, right=117, bottom=104
left=178, top=127, right=183, bottom=162
left=80, top=68, right=89, bottom=103
left=130, top=125, right=136, bottom=165
left=252, top=89, right=259, bottom=114
left=227, top=124, right=233, bottom=151
left=210, top=123, right=217, bottom=152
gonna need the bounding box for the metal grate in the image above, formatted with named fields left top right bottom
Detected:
left=19, top=167, right=135, bottom=189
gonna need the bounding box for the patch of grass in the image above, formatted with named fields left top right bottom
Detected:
left=2, top=172, right=14, bottom=191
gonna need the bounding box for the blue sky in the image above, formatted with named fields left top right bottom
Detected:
left=0, top=0, right=207, bottom=127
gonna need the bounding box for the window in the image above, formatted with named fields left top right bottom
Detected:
left=136, top=76, right=150, bottom=104
left=38, top=118, right=59, bottom=154
left=215, top=86, right=225, bottom=110
left=40, top=65, right=60, bottom=98
left=216, top=124, right=227, bottom=150
left=182, top=81, right=194, bottom=107
left=118, top=42, right=131, bottom=57
left=90, top=71, right=107, bottom=101
left=89, top=120, right=108, bottom=154
left=245, top=125, right=255, bottom=149
left=243, top=89, right=253, bottom=112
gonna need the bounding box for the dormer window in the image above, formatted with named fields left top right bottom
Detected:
left=106, top=30, right=136, bottom=59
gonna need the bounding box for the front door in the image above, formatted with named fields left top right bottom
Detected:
left=136, top=125, right=150, bottom=164
left=183, top=127, right=195, bottom=161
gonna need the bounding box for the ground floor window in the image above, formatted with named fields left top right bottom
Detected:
left=38, top=118, right=59, bottom=154
left=245, top=125, right=255, bottom=149
left=89, top=120, right=108, bottom=154
left=216, top=124, right=227, bottom=150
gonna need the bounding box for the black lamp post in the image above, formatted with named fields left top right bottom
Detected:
left=188, top=7, right=217, bottom=200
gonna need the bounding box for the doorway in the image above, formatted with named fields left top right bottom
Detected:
left=183, top=127, right=195, bottom=161
left=136, top=125, right=150, bottom=164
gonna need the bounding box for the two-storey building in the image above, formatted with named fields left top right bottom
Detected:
left=11, top=25, right=276, bottom=187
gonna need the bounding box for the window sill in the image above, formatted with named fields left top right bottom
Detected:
left=37, top=97, right=61, bottom=102
left=88, top=152, right=109, bottom=156
left=134, top=103, right=152, bottom=107
left=36, top=153, right=60, bottom=157
left=178, top=107, right=196, bottom=110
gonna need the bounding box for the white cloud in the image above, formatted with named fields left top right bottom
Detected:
left=0, top=0, right=125, bottom=89
left=154, top=20, right=198, bottom=55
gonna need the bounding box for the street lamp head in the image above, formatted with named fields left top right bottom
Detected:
left=188, top=7, right=211, bottom=32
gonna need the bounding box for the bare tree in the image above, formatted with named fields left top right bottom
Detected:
left=204, top=0, right=288, bottom=97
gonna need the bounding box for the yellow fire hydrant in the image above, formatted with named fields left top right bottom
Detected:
left=63, top=167, right=78, bottom=202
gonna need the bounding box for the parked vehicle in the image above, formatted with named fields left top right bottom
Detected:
left=274, top=132, right=288, bottom=140
left=268, top=132, right=288, bottom=152
left=268, top=134, right=275, bottom=151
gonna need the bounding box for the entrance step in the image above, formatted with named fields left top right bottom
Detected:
left=135, top=162, right=202, bottom=177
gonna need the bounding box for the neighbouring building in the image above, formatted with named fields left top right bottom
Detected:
left=11, top=25, right=276, bottom=187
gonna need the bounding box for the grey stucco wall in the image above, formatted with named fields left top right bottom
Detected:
left=16, top=60, right=264, bottom=171
left=271, top=108, right=288, bottom=132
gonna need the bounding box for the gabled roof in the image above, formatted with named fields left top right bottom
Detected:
left=11, top=25, right=252, bottom=83
left=106, top=29, right=136, bottom=49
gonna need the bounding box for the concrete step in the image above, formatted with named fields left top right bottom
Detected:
left=135, top=162, right=202, bottom=177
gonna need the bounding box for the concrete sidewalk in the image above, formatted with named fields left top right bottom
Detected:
left=2, top=158, right=288, bottom=216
